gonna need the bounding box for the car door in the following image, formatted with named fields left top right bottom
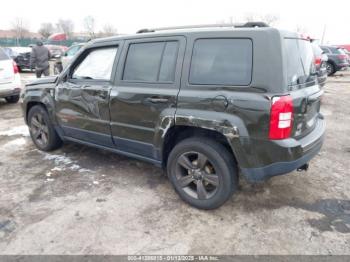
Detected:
left=55, top=42, right=121, bottom=147
left=110, top=36, right=185, bottom=160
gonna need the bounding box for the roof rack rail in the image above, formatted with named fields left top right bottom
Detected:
left=136, top=22, right=269, bottom=33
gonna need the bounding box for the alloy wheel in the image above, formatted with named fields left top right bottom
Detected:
left=30, top=113, right=49, bottom=147
left=175, top=151, right=219, bottom=200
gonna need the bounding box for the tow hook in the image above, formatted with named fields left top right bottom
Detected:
left=297, top=163, right=309, bottom=172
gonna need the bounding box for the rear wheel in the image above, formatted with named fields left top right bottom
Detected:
left=167, top=137, right=238, bottom=209
left=326, top=62, right=336, bottom=76
left=28, top=105, right=62, bottom=151
left=5, top=95, right=20, bottom=104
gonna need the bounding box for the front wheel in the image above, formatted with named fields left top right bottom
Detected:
left=5, top=95, right=20, bottom=103
left=28, top=105, right=62, bottom=151
left=167, top=137, right=238, bottom=210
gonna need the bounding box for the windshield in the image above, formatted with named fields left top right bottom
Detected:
left=285, top=38, right=317, bottom=87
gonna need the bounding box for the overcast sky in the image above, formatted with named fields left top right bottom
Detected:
left=1, top=0, right=349, bottom=44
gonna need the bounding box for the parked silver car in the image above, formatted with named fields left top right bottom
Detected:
left=53, top=43, right=85, bottom=74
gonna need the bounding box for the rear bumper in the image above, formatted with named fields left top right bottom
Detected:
left=0, top=77, right=21, bottom=98
left=240, top=116, right=325, bottom=182
left=318, top=74, right=327, bottom=87
left=336, top=63, right=349, bottom=70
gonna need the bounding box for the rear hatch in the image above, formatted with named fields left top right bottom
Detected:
left=284, top=37, right=322, bottom=138
left=0, top=48, right=14, bottom=85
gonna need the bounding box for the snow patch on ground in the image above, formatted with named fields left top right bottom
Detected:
left=0, top=126, right=30, bottom=137
left=44, top=154, right=74, bottom=166
left=1, top=138, right=27, bottom=151
left=41, top=152, right=94, bottom=174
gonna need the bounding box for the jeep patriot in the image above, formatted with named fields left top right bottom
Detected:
left=21, top=22, right=325, bottom=209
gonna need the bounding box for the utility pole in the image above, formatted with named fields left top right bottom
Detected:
left=321, top=24, right=326, bottom=45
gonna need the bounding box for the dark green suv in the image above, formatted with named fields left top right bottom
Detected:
left=21, top=23, right=325, bottom=209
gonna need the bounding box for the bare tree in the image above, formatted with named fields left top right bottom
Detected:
left=83, top=16, right=96, bottom=38
left=38, top=23, right=54, bottom=38
left=260, top=14, right=279, bottom=26
left=100, top=24, right=118, bottom=37
left=56, top=19, right=74, bottom=38
left=11, top=17, right=29, bottom=44
left=243, top=13, right=280, bottom=26
left=295, top=25, right=308, bottom=34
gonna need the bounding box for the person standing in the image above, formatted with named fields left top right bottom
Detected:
left=30, top=41, right=51, bottom=78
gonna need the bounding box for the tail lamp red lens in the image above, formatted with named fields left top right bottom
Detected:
left=314, top=56, right=322, bottom=66
left=13, top=61, right=19, bottom=74
left=269, top=95, right=294, bottom=140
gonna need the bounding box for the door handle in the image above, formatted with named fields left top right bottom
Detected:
left=146, top=97, right=169, bottom=103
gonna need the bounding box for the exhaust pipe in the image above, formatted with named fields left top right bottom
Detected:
left=297, top=163, right=309, bottom=172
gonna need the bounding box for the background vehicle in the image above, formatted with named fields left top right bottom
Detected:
left=3, top=47, right=33, bottom=72
left=46, top=44, right=67, bottom=59
left=320, top=45, right=349, bottom=75
left=311, top=42, right=327, bottom=87
left=53, top=43, right=85, bottom=74
left=21, top=24, right=325, bottom=209
left=0, top=47, right=21, bottom=103
left=339, top=48, right=350, bottom=64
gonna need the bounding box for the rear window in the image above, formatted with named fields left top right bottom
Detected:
left=189, top=39, right=252, bottom=86
left=285, top=38, right=316, bottom=86
left=0, top=48, right=10, bottom=61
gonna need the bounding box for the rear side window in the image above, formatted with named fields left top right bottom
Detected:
left=189, top=39, right=253, bottom=86
left=123, top=41, right=179, bottom=82
left=285, top=38, right=316, bottom=86
left=72, top=47, right=117, bottom=80
left=0, top=48, right=10, bottom=61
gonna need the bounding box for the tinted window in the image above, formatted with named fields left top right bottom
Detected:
left=0, top=48, right=10, bottom=61
left=189, top=39, right=252, bottom=86
left=123, top=41, right=178, bottom=82
left=329, top=47, right=342, bottom=54
left=285, top=38, right=316, bottom=86
left=159, top=42, right=179, bottom=82
left=72, top=47, right=117, bottom=80
left=321, top=47, right=330, bottom=54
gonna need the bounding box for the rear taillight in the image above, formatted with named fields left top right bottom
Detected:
left=314, top=56, right=322, bottom=66
left=13, top=61, right=19, bottom=74
left=269, top=95, right=294, bottom=140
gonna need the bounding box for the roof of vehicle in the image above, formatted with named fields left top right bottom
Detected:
left=90, top=24, right=294, bottom=45
left=7, top=47, right=32, bottom=53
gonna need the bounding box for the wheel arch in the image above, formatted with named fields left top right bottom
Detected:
left=161, top=125, right=240, bottom=169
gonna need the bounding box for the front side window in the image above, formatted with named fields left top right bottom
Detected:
left=189, top=39, right=253, bottom=86
left=123, top=41, right=179, bottom=82
left=72, top=47, right=117, bottom=80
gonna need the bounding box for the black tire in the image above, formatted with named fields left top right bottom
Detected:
left=167, top=137, right=238, bottom=210
left=326, top=62, right=336, bottom=76
left=5, top=95, right=20, bottom=104
left=28, top=105, right=62, bottom=151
